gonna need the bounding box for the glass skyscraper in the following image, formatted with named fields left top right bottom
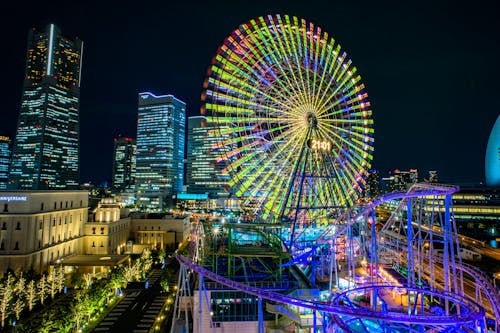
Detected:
left=0, top=135, right=12, bottom=190
left=9, top=24, right=82, bottom=190
left=135, top=92, right=186, bottom=210
left=186, top=116, right=231, bottom=197
left=111, top=135, right=136, bottom=192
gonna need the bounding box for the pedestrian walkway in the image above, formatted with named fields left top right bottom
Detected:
left=92, top=269, right=167, bottom=332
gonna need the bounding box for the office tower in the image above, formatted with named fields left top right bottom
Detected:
left=111, top=135, right=136, bottom=192
left=0, top=135, right=12, bottom=190
left=186, top=116, right=231, bottom=197
left=486, top=115, right=500, bottom=187
left=135, top=92, right=186, bottom=210
left=9, top=24, right=82, bottom=190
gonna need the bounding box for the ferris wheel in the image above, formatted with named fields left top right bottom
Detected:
left=203, top=14, right=374, bottom=229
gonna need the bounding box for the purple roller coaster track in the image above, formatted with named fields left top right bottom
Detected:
left=174, top=183, right=499, bottom=332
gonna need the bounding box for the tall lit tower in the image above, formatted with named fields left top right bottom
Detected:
left=186, top=116, right=231, bottom=197
left=486, top=115, right=500, bottom=187
left=0, top=135, right=12, bottom=190
left=111, top=135, right=136, bottom=192
left=135, top=92, right=186, bottom=210
left=9, top=24, right=82, bottom=190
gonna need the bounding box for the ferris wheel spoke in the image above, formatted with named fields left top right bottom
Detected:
left=212, top=54, right=296, bottom=113
left=316, top=68, right=359, bottom=116
left=251, top=19, right=310, bottom=107
left=236, top=19, right=306, bottom=107
left=272, top=16, right=312, bottom=106
left=236, top=132, right=305, bottom=197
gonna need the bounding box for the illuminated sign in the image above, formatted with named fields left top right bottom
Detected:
left=307, top=139, right=332, bottom=151
left=0, top=196, right=28, bottom=202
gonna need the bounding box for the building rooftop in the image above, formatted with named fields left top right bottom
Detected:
left=58, top=254, right=130, bottom=267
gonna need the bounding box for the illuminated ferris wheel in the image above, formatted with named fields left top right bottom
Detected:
left=203, top=14, right=374, bottom=229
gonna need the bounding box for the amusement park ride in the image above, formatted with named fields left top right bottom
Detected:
left=171, top=14, right=500, bottom=333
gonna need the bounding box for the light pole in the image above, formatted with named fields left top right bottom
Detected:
left=212, top=226, right=220, bottom=275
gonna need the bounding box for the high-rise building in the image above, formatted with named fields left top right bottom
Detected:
left=0, top=136, right=12, bottom=190
left=111, top=136, right=136, bottom=193
left=135, top=92, right=186, bottom=210
left=186, top=116, right=231, bottom=197
left=486, top=115, right=500, bottom=187
left=9, top=24, right=82, bottom=190
left=364, top=169, right=380, bottom=198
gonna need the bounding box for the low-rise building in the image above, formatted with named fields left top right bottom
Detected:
left=0, top=191, right=88, bottom=273
left=84, top=197, right=130, bottom=255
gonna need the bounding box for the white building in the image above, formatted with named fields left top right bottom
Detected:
left=0, top=191, right=88, bottom=273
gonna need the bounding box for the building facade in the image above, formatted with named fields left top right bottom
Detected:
left=111, top=136, right=136, bottom=193
left=9, top=24, right=82, bottom=190
left=186, top=116, right=231, bottom=197
left=85, top=198, right=130, bottom=255
left=135, top=92, right=186, bottom=210
left=0, top=136, right=12, bottom=190
left=0, top=191, right=88, bottom=273
left=486, top=115, right=500, bottom=187
left=130, top=215, right=189, bottom=252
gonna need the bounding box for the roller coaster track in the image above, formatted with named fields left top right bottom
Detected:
left=176, top=254, right=484, bottom=327
left=178, top=183, right=499, bottom=331
left=315, top=183, right=500, bottom=323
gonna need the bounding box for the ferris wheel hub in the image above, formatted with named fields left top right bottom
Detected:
left=306, top=112, right=318, bottom=129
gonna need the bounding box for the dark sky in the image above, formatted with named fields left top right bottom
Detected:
left=1, top=0, right=499, bottom=185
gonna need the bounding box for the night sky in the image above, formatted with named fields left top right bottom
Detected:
left=1, top=0, right=499, bottom=185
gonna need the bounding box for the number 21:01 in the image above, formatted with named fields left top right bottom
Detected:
left=307, top=139, right=332, bottom=151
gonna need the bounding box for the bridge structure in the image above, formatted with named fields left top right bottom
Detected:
left=171, top=183, right=500, bottom=333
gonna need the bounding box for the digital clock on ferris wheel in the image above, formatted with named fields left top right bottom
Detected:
left=307, top=138, right=332, bottom=151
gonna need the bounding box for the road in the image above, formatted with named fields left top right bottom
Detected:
left=92, top=269, right=166, bottom=333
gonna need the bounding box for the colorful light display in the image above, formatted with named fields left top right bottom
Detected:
left=204, top=15, right=374, bottom=225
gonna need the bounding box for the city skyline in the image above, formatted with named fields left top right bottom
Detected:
left=0, top=0, right=498, bottom=185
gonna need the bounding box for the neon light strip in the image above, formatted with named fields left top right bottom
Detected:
left=78, top=41, right=84, bottom=87
left=47, top=24, right=55, bottom=75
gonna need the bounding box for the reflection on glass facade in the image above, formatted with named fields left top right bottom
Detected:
left=186, top=116, right=231, bottom=197
left=9, top=24, right=82, bottom=190
left=0, top=136, right=12, bottom=190
left=112, top=136, right=136, bottom=192
left=486, top=115, right=500, bottom=187
left=135, top=92, right=185, bottom=210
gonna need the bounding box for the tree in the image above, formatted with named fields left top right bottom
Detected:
left=13, top=274, right=26, bottom=320
left=48, top=269, right=58, bottom=299
left=38, top=274, right=48, bottom=305
left=71, top=291, right=86, bottom=333
left=108, top=271, right=123, bottom=295
left=82, top=273, right=94, bottom=289
left=0, top=273, right=14, bottom=327
left=56, top=266, right=65, bottom=293
left=26, top=280, right=37, bottom=311
left=13, top=298, right=24, bottom=320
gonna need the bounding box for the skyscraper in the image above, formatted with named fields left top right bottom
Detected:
left=111, top=135, right=136, bottom=192
left=486, top=115, right=500, bottom=187
left=9, top=24, right=82, bottom=190
left=186, top=116, right=231, bottom=197
left=135, top=92, right=186, bottom=210
left=0, top=135, right=12, bottom=190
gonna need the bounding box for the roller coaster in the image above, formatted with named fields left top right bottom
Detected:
left=171, top=183, right=500, bottom=332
